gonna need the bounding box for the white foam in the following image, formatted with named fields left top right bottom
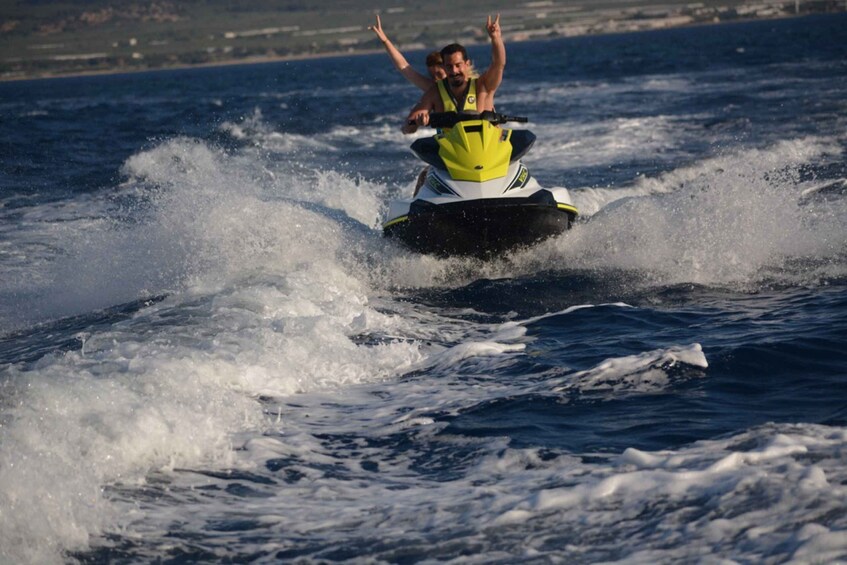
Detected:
left=0, top=258, right=428, bottom=563
left=83, top=389, right=847, bottom=564
left=0, top=134, right=429, bottom=562
left=500, top=137, right=847, bottom=288
left=472, top=424, right=847, bottom=561
left=428, top=340, right=526, bottom=369
left=220, top=108, right=337, bottom=153
left=2, top=94, right=846, bottom=564
left=552, top=343, right=707, bottom=395
left=527, top=114, right=683, bottom=172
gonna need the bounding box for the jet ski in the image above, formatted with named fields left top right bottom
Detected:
left=383, top=111, right=578, bottom=257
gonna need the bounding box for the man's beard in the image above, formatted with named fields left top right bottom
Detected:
left=449, top=73, right=466, bottom=88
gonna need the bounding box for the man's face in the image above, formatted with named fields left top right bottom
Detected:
left=442, top=52, right=468, bottom=88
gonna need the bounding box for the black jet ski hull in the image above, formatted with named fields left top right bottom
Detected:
left=383, top=190, right=575, bottom=258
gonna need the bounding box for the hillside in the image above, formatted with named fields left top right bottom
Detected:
left=1, top=0, right=844, bottom=80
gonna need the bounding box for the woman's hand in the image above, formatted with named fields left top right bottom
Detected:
left=369, top=14, right=388, bottom=43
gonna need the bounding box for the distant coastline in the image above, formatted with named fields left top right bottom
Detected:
left=0, top=47, right=390, bottom=83
left=2, top=1, right=845, bottom=83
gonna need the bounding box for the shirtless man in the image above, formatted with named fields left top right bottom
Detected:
left=402, top=15, right=504, bottom=134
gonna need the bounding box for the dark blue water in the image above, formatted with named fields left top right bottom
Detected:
left=1, top=14, right=847, bottom=564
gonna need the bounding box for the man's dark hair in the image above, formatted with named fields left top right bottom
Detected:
left=440, top=43, right=468, bottom=62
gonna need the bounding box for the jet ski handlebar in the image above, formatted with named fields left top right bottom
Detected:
left=415, top=111, right=529, bottom=129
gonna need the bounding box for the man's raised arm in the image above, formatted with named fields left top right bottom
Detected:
left=480, top=14, right=505, bottom=94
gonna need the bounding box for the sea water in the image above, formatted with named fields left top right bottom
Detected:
left=1, top=14, right=846, bottom=563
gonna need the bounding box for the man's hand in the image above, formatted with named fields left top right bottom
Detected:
left=486, top=14, right=501, bottom=39
left=412, top=110, right=430, bottom=127
left=402, top=110, right=430, bottom=134
left=480, top=13, right=505, bottom=95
